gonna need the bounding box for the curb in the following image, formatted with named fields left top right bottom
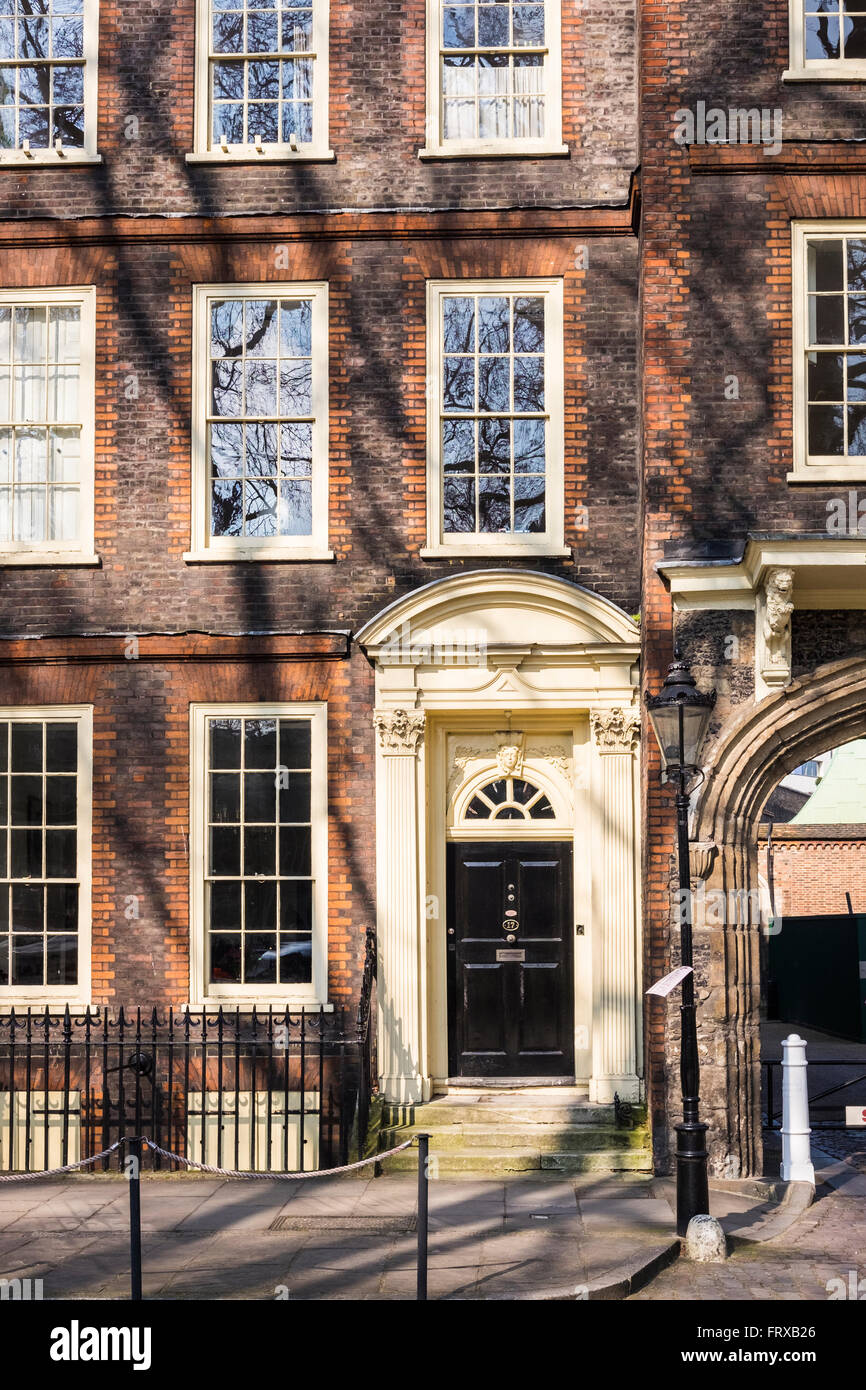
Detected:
left=471, top=1237, right=681, bottom=1302
left=725, top=1180, right=815, bottom=1247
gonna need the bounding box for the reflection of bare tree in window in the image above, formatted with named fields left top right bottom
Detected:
left=208, top=297, right=316, bottom=539
left=441, top=292, right=546, bottom=534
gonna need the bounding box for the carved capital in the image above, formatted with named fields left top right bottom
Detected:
left=590, top=707, right=640, bottom=755
left=373, top=707, right=425, bottom=754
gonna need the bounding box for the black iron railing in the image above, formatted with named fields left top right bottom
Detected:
left=0, top=929, right=377, bottom=1174
left=763, top=1057, right=866, bottom=1131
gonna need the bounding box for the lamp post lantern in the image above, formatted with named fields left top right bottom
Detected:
left=645, top=649, right=716, bottom=1236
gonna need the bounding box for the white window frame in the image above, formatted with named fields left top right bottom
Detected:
left=422, top=277, right=567, bottom=557
left=420, top=0, right=566, bottom=159
left=186, top=282, right=332, bottom=562
left=790, top=220, right=866, bottom=483
left=784, top=0, right=866, bottom=80
left=188, top=701, right=329, bottom=1009
left=0, top=286, right=97, bottom=565
left=188, top=0, right=334, bottom=163
left=0, top=705, right=92, bottom=1010
left=0, top=0, right=100, bottom=166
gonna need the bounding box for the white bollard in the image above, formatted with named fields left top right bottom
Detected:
left=780, top=1033, right=815, bottom=1184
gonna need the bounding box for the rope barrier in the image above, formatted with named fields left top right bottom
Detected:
left=0, top=1135, right=417, bottom=1183
left=0, top=1131, right=432, bottom=1303
left=0, top=1140, right=124, bottom=1182
left=142, top=1136, right=417, bottom=1179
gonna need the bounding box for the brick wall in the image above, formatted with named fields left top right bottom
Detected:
left=759, top=825, right=866, bottom=918
left=2, top=0, right=637, bottom=220
left=0, top=219, right=641, bottom=636
left=0, top=634, right=373, bottom=1007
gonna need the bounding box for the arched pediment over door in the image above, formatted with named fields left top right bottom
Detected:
left=357, top=567, right=640, bottom=657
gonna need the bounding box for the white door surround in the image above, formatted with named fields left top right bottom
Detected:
left=357, top=570, right=643, bottom=1105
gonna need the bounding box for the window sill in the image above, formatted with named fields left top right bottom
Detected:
left=782, top=66, right=866, bottom=81
left=0, top=552, right=99, bottom=567
left=184, top=1001, right=334, bottom=1013
left=787, top=466, right=866, bottom=483
left=185, top=149, right=336, bottom=165
left=183, top=547, right=335, bottom=563
left=0, top=151, right=102, bottom=168
left=0, top=998, right=93, bottom=1013
left=420, top=543, right=571, bottom=560
left=418, top=142, right=569, bottom=161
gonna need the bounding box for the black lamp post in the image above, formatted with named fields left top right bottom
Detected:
left=645, top=650, right=716, bottom=1236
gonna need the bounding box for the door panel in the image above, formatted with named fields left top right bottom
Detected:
left=447, top=841, right=573, bottom=1078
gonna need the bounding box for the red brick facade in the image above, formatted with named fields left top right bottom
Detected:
left=639, top=2, right=866, bottom=1169
left=759, top=826, right=866, bottom=919
left=1, top=7, right=641, bottom=1020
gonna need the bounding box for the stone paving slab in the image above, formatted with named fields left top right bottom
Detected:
left=0, top=1168, right=787, bottom=1301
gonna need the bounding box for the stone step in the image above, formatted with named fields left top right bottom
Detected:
left=382, top=1101, right=646, bottom=1128
left=379, top=1123, right=650, bottom=1153
left=378, top=1147, right=653, bottom=1175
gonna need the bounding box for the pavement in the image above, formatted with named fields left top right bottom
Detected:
left=0, top=1160, right=816, bottom=1302
left=631, top=1151, right=866, bottom=1301
left=4, top=1099, right=865, bottom=1302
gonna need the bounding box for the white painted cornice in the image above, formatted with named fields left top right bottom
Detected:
left=658, top=536, right=866, bottom=611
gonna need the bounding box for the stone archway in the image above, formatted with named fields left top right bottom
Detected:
left=691, top=653, right=866, bottom=1178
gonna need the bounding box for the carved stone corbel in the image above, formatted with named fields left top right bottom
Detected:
left=756, top=567, right=794, bottom=698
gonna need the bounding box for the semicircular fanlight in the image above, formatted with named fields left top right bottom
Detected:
left=463, top=777, right=555, bottom=821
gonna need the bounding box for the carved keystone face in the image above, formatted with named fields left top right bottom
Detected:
left=496, top=744, right=521, bottom=775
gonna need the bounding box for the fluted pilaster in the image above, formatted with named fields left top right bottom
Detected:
left=589, top=708, right=640, bottom=1103
left=374, top=709, right=426, bottom=1103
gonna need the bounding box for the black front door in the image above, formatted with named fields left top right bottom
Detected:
left=447, top=841, right=574, bottom=1078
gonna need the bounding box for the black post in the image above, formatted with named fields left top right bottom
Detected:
left=128, top=1136, right=143, bottom=1301
left=674, top=757, right=709, bottom=1237
left=417, top=1132, right=429, bottom=1302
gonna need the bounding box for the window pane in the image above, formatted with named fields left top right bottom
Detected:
left=513, top=4, right=544, bottom=45
left=11, top=723, right=42, bottom=771
left=210, top=718, right=242, bottom=768
left=279, top=825, right=311, bottom=876
left=244, top=717, right=276, bottom=767
left=211, top=772, right=241, bottom=822
left=11, top=774, right=42, bottom=824
left=210, top=825, right=240, bottom=876
left=806, top=14, right=840, bottom=58
left=244, top=825, right=275, bottom=875
left=808, top=403, right=844, bottom=453
left=245, top=879, right=276, bottom=930
left=45, top=827, right=75, bottom=877
left=211, top=933, right=242, bottom=982
left=46, top=722, right=76, bottom=778
left=443, top=5, right=475, bottom=47
left=279, top=879, right=312, bottom=932
left=11, top=935, right=43, bottom=985
left=210, top=880, right=242, bottom=930
left=279, top=720, right=311, bottom=768
left=279, top=770, right=310, bottom=822
left=245, top=933, right=277, bottom=982
left=443, top=297, right=475, bottom=353
left=244, top=770, right=276, bottom=821
left=45, top=934, right=77, bottom=985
